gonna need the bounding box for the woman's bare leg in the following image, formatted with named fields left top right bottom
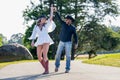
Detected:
left=42, top=43, right=50, bottom=74
left=37, top=45, right=43, bottom=62
left=37, top=45, right=49, bottom=74
left=42, top=43, right=50, bottom=61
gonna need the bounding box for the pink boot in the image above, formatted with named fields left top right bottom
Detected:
left=43, top=60, right=49, bottom=74
left=40, top=59, right=46, bottom=74
left=40, top=59, right=45, bottom=68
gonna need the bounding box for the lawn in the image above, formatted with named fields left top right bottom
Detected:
left=0, top=53, right=120, bottom=69
left=82, top=53, right=120, bottom=67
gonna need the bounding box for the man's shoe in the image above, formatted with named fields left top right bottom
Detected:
left=55, top=68, right=58, bottom=72
left=65, top=70, right=69, bottom=73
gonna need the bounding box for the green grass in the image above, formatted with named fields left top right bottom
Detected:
left=0, top=60, right=38, bottom=69
left=1, top=53, right=120, bottom=69
left=82, top=53, right=120, bottom=67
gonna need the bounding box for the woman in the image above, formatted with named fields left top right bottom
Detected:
left=28, top=5, right=56, bottom=74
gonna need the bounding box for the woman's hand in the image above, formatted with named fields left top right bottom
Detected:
left=31, top=40, right=35, bottom=47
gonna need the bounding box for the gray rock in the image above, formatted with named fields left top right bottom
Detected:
left=0, top=43, right=33, bottom=62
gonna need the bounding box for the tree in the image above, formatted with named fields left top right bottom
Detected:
left=78, top=20, right=105, bottom=58
left=75, top=0, right=119, bottom=59
left=8, top=33, right=24, bottom=44
left=22, top=0, right=119, bottom=59
left=0, top=36, right=2, bottom=46
left=77, top=20, right=120, bottom=59
left=0, top=33, right=7, bottom=46
left=101, top=28, right=120, bottom=50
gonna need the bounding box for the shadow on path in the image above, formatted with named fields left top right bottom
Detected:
left=1, top=72, right=65, bottom=80
left=1, top=61, right=120, bottom=80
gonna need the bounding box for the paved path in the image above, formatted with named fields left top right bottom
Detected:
left=0, top=60, right=120, bottom=80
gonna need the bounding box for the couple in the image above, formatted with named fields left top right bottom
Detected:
left=29, top=5, right=78, bottom=74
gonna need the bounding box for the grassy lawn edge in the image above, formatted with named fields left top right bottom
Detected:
left=82, top=53, right=120, bottom=67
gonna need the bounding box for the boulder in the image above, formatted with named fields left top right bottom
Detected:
left=0, top=43, right=34, bottom=62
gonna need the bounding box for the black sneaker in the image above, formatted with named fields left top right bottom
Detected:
left=55, top=68, right=58, bottom=72
left=65, top=70, right=69, bottom=73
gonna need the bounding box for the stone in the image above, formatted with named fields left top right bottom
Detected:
left=0, top=43, right=33, bottom=62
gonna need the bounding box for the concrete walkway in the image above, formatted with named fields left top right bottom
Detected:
left=0, top=60, right=120, bottom=80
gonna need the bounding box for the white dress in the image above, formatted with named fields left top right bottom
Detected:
left=28, top=19, right=56, bottom=47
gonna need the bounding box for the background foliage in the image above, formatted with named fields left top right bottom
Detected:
left=19, top=0, right=120, bottom=59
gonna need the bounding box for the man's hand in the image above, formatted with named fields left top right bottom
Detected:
left=53, top=7, right=57, bottom=12
left=74, top=43, right=78, bottom=49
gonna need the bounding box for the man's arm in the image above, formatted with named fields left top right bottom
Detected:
left=50, top=4, right=54, bottom=21
left=73, top=28, right=78, bottom=49
left=53, top=7, right=63, bottom=24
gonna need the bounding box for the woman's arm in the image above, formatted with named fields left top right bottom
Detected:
left=28, top=25, right=37, bottom=40
left=45, top=4, right=56, bottom=33
left=28, top=25, right=37, bottom=47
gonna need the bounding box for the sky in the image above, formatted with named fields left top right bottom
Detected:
left=0, top=0, right=36, bottom=40
left=0, top=0, right=120, bottom=40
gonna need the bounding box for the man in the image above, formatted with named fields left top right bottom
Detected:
left=53, top=8, right=78, bottom=73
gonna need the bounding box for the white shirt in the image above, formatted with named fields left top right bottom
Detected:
left=28, top=19, right=56, bottom=46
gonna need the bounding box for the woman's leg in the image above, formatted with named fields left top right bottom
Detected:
left=37, top=45, right=43, bottom=62
left=42, top=43, right=50, bottom=74
left=43, top=43, right=50, bottom=61
left=37, top=45, right=46, bottom=72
